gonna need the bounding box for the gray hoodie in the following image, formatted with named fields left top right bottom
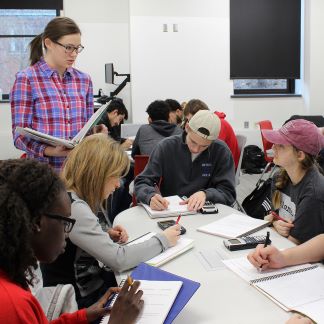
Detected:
left=131, top=120, right=182, bottom=158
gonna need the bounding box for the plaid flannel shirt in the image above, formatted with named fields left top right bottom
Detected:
left=10, top=58, right=93, bottom=172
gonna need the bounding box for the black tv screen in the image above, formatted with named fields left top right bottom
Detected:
left=105, top=63, right=114, bottom=84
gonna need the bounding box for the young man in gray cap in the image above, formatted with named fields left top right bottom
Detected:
left=134, top=110, right=236, bottom=211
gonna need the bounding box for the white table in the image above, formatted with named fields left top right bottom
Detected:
left=114, top=204, right=295, bottom=324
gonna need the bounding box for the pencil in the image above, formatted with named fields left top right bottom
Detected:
left=176, top=215, right=181, bottom=224
left=127, top=275, right=133, bottom=286
left=259, top=231, right=270, bottom=271
left=271, top=211, right=287, bottom=223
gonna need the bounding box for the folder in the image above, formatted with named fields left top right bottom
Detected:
left=131, top=262, right=200, bottom=324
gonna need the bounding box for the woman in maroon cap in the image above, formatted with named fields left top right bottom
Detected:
left=262, top=119, right=324, bottom=244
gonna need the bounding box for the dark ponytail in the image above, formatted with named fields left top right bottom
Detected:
left=29, top=34, right=44, bottom=66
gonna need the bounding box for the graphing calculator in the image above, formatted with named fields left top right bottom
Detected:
left=200, top=201, right=218, bottom=214
left=223, top=235, right=271, bottom=251
left=157, top=220, right=186, bottom=235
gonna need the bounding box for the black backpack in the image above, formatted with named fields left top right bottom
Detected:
left=242, top=178, right=272, bottom=219
left=242, top=145, right=267, bottom=174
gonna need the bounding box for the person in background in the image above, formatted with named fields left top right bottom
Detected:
left=99, top=98, right=133, bottom=150
left=248, top=234, right=324, bottom=324
left=41, top=134, right=180, bottom=308
left=131, top=100, right=182, bottom=158
left=134, top=110, right=236, bottom=211
left=182, top=99, right=240, bottom=169
left=0, top=159, right=143, bottom=324
left=262, top=119, right=324, bottom=244
left=166, top=98, right=183, bottom=126
left=11, top=17, right=106, bottom=173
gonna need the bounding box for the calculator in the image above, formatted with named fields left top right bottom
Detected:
left=200, top=201, right=218, bottom=214
left=223, top=235, right=271, bottom=251
left=157, top=220, right=186, bottom=235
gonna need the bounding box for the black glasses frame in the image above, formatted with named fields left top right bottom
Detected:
left=53, top=40, right=84, bottom=54
left=44, top=213, right=76, bottom=233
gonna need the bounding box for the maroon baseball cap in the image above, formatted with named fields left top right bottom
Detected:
left=261, top=119, right=324, bottom=156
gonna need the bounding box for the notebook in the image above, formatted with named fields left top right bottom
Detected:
left=197, top=213, right=270, bottom=238
left=127, top=232, right=194, bottom=267
left=223, top=256, right=324, bottom=322
left=100, top=279, right=183, bottom=324
left=141, top=195, right=197, bottom=218
left=131, top=263, right=201, bottom=324
left=15, top=102, right=109, bottom=148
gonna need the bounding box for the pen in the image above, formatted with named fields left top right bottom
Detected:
left=127, top=275, right=134, bottom=286
left=271, top=211, right=287, bottom=223
left=176, top=215, right=181, bottom=224
left=154, top=182, right=161, bottom=195
left=264, top=231, right=270, bottom=248
left=259, top=231, right=270, bottom=271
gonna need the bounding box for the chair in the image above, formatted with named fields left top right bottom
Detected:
left=234, top=134, right=247, bottom=213
left=256, top=120, right=275, bottom=185
left=132, top=155, right=149, bottom=206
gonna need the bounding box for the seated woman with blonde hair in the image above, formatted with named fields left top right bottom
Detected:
left=41, top=134, right=180, bottom=308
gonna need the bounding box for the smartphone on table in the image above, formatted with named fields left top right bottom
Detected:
left=157, top=220, right=186, bottom=235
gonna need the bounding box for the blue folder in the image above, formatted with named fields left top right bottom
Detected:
left=131, top=263, right=200, bottom=324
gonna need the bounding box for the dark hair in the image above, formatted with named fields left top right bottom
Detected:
left=146, top=100, right=170, bottom=122
left=29, top=17, right=81, bottom=65
left=107, top=98, right=128, bottom=120
left=165, top=99, right=182, bottom=112
left=0, top=159, right=66, bottom=288
left=183, top=99, right=209, bottom=117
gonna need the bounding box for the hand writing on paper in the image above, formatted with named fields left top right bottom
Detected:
left=108, top=225, right=129, bottom=243
left=162, top=224, right=181, bottom=246
left=180, top=191, right=206, bottom=211
left=150, top=194, right=169, bottom=211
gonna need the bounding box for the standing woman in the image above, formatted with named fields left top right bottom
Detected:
left=11, top=17, right=103, bottom=173
left=0, top=159, right=143, bottom=324
left=41, top=134, right=180, bottom=308
left=262, top=119, right=324, bottom=244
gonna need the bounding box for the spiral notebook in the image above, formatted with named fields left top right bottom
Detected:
left=223, top=256, right=324, bottom=322
left=197, top=213, right=270, bottom=238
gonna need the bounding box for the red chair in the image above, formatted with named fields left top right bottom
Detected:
left=20, top=153, right=27, bottom=158
left=257, top=120, right=275, bottom=185
left=257, top=120, right=274, bottom=164
left=132, top=155, right=149, bottom=206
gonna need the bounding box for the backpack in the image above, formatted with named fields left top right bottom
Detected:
left=241, top=178, right=272, bottom=219
left=242, top=145, right=267, bottom=174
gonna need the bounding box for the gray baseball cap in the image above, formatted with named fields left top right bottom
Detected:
left=188, top=110, right=221, bottom=140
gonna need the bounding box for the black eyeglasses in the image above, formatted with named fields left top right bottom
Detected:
left=53, top=40, right=84, bottom=54
left=44, top=213, right=76, bottom=233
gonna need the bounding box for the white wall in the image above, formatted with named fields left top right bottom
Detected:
left=129, top=0, right=324, bottom=131
left=2, top=0, right=324, bottom=158
left=63, top=0, right=132, bottom=116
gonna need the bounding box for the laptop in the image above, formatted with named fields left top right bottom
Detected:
left=121, top=123, right=143, bottom=139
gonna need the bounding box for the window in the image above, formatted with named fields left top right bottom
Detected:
left=230, top=0, right=301, bottom=95
left=0, top=9, right=58, bottom=98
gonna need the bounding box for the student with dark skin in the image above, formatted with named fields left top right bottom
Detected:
left=0, top=159, right=143, bottom=324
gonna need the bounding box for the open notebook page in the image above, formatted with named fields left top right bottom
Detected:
left=197, top=213, right=270, bottom=238
left=223, top=256, right=314, bottom=283
left=100, top=280, right=183, bottom=324
left=254, top=267, right=324, bottom=310
left=141, top=195, right=196, bottom=217
left=127, top=232, right=194, bottom=267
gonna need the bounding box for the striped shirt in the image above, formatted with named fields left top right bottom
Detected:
left=11, top=58, right=93, bottom=172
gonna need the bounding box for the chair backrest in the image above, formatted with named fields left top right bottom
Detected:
left=132, top=155, right=150, bottom=206
left=257, top=120, right=274, bottom=163
left=134, top=155, right=149, bottom=177
left=235, top=134, right=247, bottom=186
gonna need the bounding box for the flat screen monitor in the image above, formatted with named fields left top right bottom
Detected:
left=105, top=63, right=114, bottom=84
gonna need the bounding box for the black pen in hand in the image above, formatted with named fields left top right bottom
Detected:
left=259, top=231, right=270, bottom=271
